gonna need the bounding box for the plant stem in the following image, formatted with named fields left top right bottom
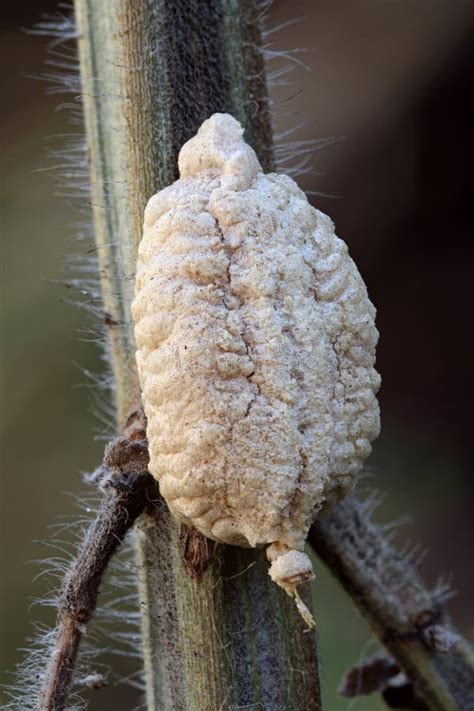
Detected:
left=39, top=434, right=154, bottom=711
left=309, top=497, right=474, bottom=711
left=74, top=1, right=321, bottom=709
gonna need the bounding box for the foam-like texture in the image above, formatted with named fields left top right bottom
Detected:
left=132, top=114, right=380, bottom=617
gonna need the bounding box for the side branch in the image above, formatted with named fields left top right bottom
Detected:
left=309, top=497, right=474, bottom=711
left=39, top=427, right=157, bottom=711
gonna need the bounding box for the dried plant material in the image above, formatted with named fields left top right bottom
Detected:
left=179, top=523, right=218, bottom=580
left=339, top=655, right=430, bottom=711
left=339, top=655, right=400, bottom=697
left=132, top=113, right=380, bottom=624
left=38, top=421, right=156, bottom=711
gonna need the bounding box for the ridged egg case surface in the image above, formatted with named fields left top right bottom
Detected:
left=132, top=114, right=380, bottom=555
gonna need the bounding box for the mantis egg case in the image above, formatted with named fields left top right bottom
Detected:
left=132, top=114, right=380, bottom=625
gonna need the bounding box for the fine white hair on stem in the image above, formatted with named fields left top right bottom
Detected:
left=260, top=11, right=340, bottom=189
left=4, top=11, right=148, bottom=710
left=3, top=495, right=142, bottom=711
left=5, top=489, right=148, bottom=710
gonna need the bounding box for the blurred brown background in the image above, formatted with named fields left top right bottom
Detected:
left=1, top=1, right=473, bottom=709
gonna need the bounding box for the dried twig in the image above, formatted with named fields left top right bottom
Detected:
left=38, top=415, right=157, bottom=711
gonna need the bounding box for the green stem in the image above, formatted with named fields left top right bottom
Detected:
left=74, top=1, right=321, bottom=709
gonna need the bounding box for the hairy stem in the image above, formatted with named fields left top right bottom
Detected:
left=39, top=434, right=155, bottom=711
left=309, top=497, right=474, bottom=711
left=74, top=1, right=321, bottom=709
